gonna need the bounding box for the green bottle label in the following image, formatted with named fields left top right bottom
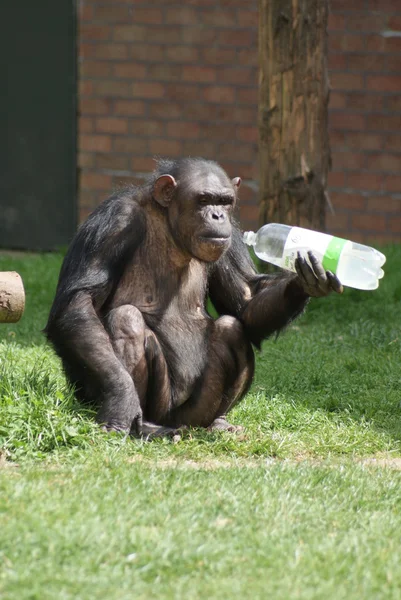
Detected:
left=322, top=236, right=347, bottom=273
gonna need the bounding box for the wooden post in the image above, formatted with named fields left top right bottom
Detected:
left=0, top=272, right=25, bottom=323
left=259, top=0, right=330, bottom=230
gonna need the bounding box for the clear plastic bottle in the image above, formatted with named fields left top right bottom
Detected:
left=243, top=223, right=386, bottom=291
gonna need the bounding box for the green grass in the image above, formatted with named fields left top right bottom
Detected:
left=1, top=247, right=401, bottom=599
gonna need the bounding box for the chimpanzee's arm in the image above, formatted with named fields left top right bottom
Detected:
left=208, top=226, right=310, bottom=348
left=45, top=193, right=147, bottom=432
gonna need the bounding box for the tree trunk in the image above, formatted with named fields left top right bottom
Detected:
left=258, top=0, right=330, bottom=231
left=0, top=272, right=25, bottom=323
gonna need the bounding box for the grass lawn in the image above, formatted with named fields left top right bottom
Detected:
left=1, top=247, right=401, bottom=599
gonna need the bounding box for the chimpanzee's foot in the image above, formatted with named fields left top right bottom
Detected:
left=139, top=420, right=186, bottom=439
left=207, top=416, right=244, bottom=433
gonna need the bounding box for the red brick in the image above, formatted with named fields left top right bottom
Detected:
left=368, top=114, right=401, bottom=131
left=113, top=100, right=145, bottom=116
left=80, top=24, right=111, bottom=41
left=79, top=4, right=93, bottom=21
left=132, top=8, right=163, bottom=24
left=329, top=131, right=347, bottom=149
left=182, top=140, right=218, bottom=159
left=369, top=0, right=401, bottom=11
left=201, top=47, right=237, bottom=65
left=79, top=117, right=94, bottom=133
left=343, top=34, right=366, bottom=52
left=346, top=14, right=385, bottom=32
left=386, top=56, right=401, bottom=72
left=165, top=7, right=198, bottom=25
left=328, top=54, right=347, bottom=70
left=203, top=86, right=236, bottom=104
left=330, top=72, right=364, bottom=91
left=236, top=184, right=257, bottom=204
left=113, top=63, right=147, bottom=79
left=331, top=192, right=366, bottom=210
left=366, top=35, right=384, bottom=52
left=346, top=133, right=384, bottom=151
left=148, top=64, right=182, bottom=82
left=165, top=83, right=202, bottom=101
left=384, top=135, right=401, bottom=152
left=166, top=122, right=201, bottom=139
left=237, top=48, right=258, bottom=67
left=80, top=134, right=112, bottom=153
left=81, top=172, right=112, bottom=190
left=328, top=171, right=346, bottom=187
left=131, top=82, right=165, bottom=99
left=328, top=14, right=346, bottom=31
left=237, top=126, right=258, bottom=143
left=131, top=157, right=157, bottom=172
left=149, top=139, right=183, bottom=157
left=220, top=142, right=256, bottom=161
left=197, top=123, right=233, bottom=140
left=348, top=173, right=384, bottom=191
left=97, top=154, right=130, bottom=171
left=384, top=175, right=401, bottom=193
left=388, top=218, right=401, bottom=234
left=388, top=16, right=401, bottom=30
left=367, top=197, right=401, bottom=212
left=94, top=5, right=132, bottom=22
left=113, top=25, right=148, bottom=42
left=89, top=44, right=129, bottom=61
left=346, top=54, right=384, bottom=72
left=78, top=152, right=95, bottom=168
left=367, top=76, right=401, bottom=93
left=80, top=61, right=112, bottom=78
left=218, top=30, right=255, bottom=47
left=79, top=81, right=93, bottom=96
left=352, top=213, right=386, bottom=231
left=385, top=37, right=401, bottom=52
left=326, top=212, right=351, bottom=232
left=239, top=204, right=259, bottom=225
left=166, top=46, right=200, bottom=63
left=149, top=102, right=182, bottom=120
left=330, top=0, right=365, bottom=9
left=94, top=80, right=132, bottom=98
left=148, top=27, right=186, bottom=45
left=220, top=67, right=255, bottom=85
left=113, top=137, right=149, bottom=154
left=131, top=44, right=166, bottom=62
left=237, top=88, right=258, bottom=105
left=329, top=113, right=365, bottom=130
left=385, top=96, right=401, bottom=111
left=346, top=93, right=383, bottom=112
left=201, top=10, right=237, bottom=27
left=182, top=66, right=217, bottom=83
left=96, top=118, right=128, bottom=135
left=79, top=98, right=112, bottom=115
left=237, top=10, right=258, bottom=28
left=329, top=92, right=347, bottom=109
left=366, top=153, right=401, bottom=172
left=331, top=152, right=366, bottom=170
left=130, top=120, right=164, bottom=137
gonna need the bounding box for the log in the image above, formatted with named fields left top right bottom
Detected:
left=259, top=0, right=330, bottom=230
left=0, top=272, right=25, bottom=323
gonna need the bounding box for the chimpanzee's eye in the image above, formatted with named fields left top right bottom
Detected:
left=219, top=196, right=233, bottom=206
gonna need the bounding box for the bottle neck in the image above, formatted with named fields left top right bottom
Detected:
left=243, top=231, right=257, bottom=246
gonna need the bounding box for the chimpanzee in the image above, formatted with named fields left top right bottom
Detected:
left=45, top=158, right=342, bottom=438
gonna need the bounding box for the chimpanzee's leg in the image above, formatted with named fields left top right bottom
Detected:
left=105, top=305, right=177, bottom=437
left=166, top=316, right=255, bottom=430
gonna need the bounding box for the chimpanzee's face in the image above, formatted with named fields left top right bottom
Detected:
left=168, top=166, right=240, bottom=263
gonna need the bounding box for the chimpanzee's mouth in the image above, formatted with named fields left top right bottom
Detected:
left=199, top=235, right=230, bottom=246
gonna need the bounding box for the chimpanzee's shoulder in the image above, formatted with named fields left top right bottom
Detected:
left=81, top=188, right=146, bottom=236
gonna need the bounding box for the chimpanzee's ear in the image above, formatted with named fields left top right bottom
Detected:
left=232, top=177, right=241, bottom=189
left=153, top=174, right=177, bottom=207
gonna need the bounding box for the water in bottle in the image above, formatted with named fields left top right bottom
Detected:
left=243, top=223, right=386, bottom=291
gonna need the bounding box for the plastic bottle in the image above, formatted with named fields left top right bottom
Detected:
left=243, top=223, right=386, bottom=291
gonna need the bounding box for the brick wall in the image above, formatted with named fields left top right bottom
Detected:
left=78, top=0, right=401, bottom=242
left=327, top=0, right=401, bottom=243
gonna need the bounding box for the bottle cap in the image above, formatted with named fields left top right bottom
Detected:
left=243, top=231, right=257, bottom=246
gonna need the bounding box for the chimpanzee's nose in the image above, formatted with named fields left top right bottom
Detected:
left=211, top=209, right=225, bottom=221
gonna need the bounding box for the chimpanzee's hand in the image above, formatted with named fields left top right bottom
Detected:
left=295, top=250, right=343, bottom=298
